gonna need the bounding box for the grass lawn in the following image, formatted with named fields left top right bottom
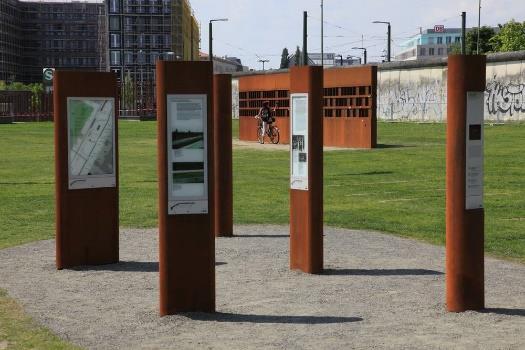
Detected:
left=0, top=119, right=524, bottom=348
left=0, top=120, right=524, bottom=258
left=0, top=290, right=81, bottom=350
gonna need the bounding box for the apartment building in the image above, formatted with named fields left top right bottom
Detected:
left=106, top=0, right=200, bottom=84
left=0, top=0, right=103, bottom=83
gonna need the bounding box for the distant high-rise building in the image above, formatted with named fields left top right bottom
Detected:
left=395, top=26, right=497, bottom=61
left=106, top=0, right=200, bottom=85
left=1, top=0, right=200, bottom=87
left=0, top=0, right=104, bottom=83
left=21, top=1, right=104, bottom=82
left=0, top=0, right=26, bottom=82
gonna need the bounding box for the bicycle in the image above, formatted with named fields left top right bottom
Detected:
left=256, top=117, right=280, bottom=144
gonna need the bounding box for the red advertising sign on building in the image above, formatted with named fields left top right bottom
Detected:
left=434, top=25, right=445, bottom=33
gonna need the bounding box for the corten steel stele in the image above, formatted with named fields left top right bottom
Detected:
left=289, top=66, right=324, bottom=274
left=213, top=74, right=233, bottom=237
left=156, top=60, right=215, bottom=315
left=446, top=55, right=486, bottom=312
left=323, top=66, right=377, bottom=149
left=238, top=66, right=377, bottom=148
left=54, top=71, right=119, bottom=270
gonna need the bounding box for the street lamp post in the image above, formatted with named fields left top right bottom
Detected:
left=258, top=59, right=269, bottom=71
left=209, top=18, right=228, bottom=62
left=477, top=0, right=481, bottom=54
left=321, top=0, right=324, bottom=67
left=373, top=21, right=391, bottom=62
left=335, top=54, right=343, bottom=66
left=138, top=49, right=144, bottom=110
left=352, top=47, right=367, bottom=64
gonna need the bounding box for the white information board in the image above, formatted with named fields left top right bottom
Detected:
left=290, top=93, right=309, bottom=191
left=167, top=94, right=208, bottom=215
left=67, top=97, right=116, bottom=190
left=465, top=91, right=484, bottom=210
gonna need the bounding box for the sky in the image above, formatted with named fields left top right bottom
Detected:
left=190, top=0, right=525, bottom=69
left=24, top=0, right=525, bottom=69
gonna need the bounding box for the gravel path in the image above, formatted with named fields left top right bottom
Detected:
left=233, top=139, right=356, bottom=152
left=1, top=225, right=524, bottom=350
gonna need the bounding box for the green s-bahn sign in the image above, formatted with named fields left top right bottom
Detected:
left=42, top=68, right=54, bottom=86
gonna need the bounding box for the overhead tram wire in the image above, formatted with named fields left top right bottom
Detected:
left=214, top=39, right=267, bottom=61
left=307, top=14, right=363, bottom=37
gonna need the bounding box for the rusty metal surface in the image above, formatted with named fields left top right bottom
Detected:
left=53, top=71, right=119, bottom=270
left=213, top=74, right=233, bottom=237
left=289, top=66, right=324, bottom=274
left=446, top=55, right=486, bottom=312
left=156, top=61, right=215, bottom=315
left=238, top=66, right=377, bottom=148
left=324, top=66, right=377, bottom=148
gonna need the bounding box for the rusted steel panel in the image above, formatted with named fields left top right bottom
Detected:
left=446, top=55, right=486, bottom=312
left=213, top=74, right=233, bottom=237
left=54, top=71, right=119, bottom=270
left=289, top=66, right=324, bottom=274
left=156, top=61, right=215, bottom=315
left=238, top=66, right=377, bottom=148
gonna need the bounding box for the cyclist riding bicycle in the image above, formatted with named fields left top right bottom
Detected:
left=255, top=101, right=275, bottom=138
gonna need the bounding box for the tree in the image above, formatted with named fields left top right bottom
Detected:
left=122, top=71, right=135, bottom=110
left=294, top=46, right=302, bottom=66
left=466, top=26, right=496, bottom=54
left=448, top=27, right=496, bottom=55
left=280, top=48, right=290, bottom=69
left=449, top=42, right=461, bottom=55
left=490, top=20, right=525, bottom=52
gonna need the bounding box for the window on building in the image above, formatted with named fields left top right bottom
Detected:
left=109, top=16, right=120, bottom=31
left=420, top=47, right=426, bottom=56
left=446, top=36, right=452, bottom=44
left=110, top=34, right=121, bottom=48
left=429, top=48, right=435, bottom=55
left=111, top=51, right=121, bottom=66
left=137, top=51, right=145, bottom=64
left=124, top=51, right=133, bottom=65
left=455, top=37, right=461, bottom=43
left=151, top=52, right=160, bottom=64
left=428, top=37, right=435, bottom=44
left=109, top=0, right=119, bottom=13
left=437, top=37, right=443, bottom=44
left=438, top=48, right=444, bottom=55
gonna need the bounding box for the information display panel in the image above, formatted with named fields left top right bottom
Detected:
left=67, top=97, right=116, bottom=190
left=167, top=94, right=208, bottom=215
left=465, top=91, right=484, bottom=210
left=290, top=93, right=309, bottom=191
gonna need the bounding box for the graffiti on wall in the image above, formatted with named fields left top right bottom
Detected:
left=232, top=79, right=240, bottom=119
left=377, top=62, right=525, bottom=122
left=378, top=78, right=446, bottom=121
left=485, top=75, right=525, bottom=121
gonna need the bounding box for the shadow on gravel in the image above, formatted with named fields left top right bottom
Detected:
left=323, top=268, right=443, bottom=276
left=480, top=308, right=525, bottom=317
left=233, top=235, right=290, bottom=238
left=72, top=261, right=226, bottom=272
left=186, top=312, right=363, bottom=324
